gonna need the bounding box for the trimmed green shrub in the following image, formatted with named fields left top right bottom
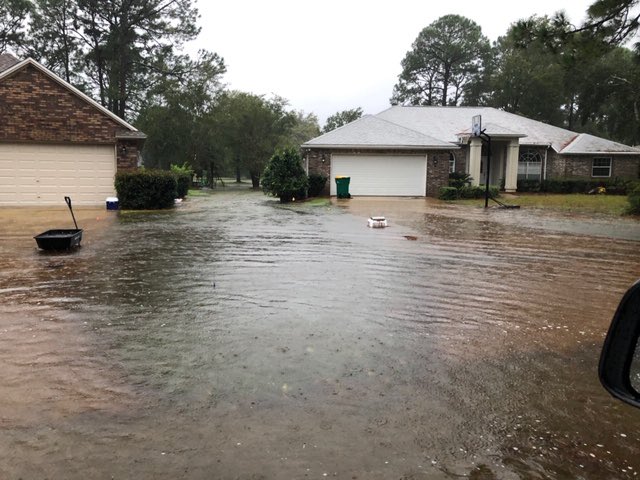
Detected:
left=174, top=173, right=191, bottom=198
left=438, top=186, right=458, bottom=200
left=458, top=185, right=500, bottom=199
left=629, top=185, right=640, bottom=215
left=115, top=170, right=177, bottom=209
left=438, top=185, right=500, bottom=200
left=539, top=177, right=637, bottom=195
left=170, top=163, right=194, bottom=198
left=517, top=179, right=542, bottom=192
left=308, top=173, right=328, bottom=197
left=262, top=148, right=309, bottom=202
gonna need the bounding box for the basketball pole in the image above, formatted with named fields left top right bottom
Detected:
left=481, top=131, right=492, bottom=209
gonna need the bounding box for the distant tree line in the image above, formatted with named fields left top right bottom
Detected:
left=391, top=0, right=640, bottom=146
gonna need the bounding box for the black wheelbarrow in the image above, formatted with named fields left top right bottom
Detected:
left=34, top=197, right=83, bottom=250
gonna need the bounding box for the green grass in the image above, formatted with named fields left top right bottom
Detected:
left=453, top=193, right=631, bottom=216
left=304, top=197, right=331, bottom=207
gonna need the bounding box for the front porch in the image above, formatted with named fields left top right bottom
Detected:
left=466, top=137, right=521, bottom=192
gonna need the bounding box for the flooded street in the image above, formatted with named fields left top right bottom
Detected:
left=1, top=190, right=640, bottom=479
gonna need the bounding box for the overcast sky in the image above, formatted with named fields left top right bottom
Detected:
left=191, top=0, right=594, bottom=126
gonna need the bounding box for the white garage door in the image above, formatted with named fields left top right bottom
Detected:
left=330, top=154, right=427, bottom=196
left=0, top=143, right=116, bottom=205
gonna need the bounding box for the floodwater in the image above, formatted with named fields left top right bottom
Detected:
left=1, top=190, right=640, bottom=479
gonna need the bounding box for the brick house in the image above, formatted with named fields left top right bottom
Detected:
left=0, top=54, right=145, bottom=205
left=303, top=106, right=640, bottom=197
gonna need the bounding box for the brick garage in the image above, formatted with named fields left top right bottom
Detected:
left=0, top=55, right=145, bottom=205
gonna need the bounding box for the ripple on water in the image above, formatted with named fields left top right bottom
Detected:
left=0, top=192, right=639, bottom=478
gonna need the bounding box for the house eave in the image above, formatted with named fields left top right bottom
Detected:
left=560, top=151, right=640, bottom=156
left=301, top=143, right=459, bottom=151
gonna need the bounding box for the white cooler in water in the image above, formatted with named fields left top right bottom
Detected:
left=106, top=197, right=119, bottom=210
left=367, top=216, right=388, bottom=228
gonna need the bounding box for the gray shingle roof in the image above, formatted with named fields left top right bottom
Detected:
left=304, top=114, right=454, bottom=149
left=377, top=106, right=578, bottom=151
left=560, top=132, right=640, bottom=155
left=0, top=53, right=19, bottom=73
left=305, top=106, right=640, bottom=155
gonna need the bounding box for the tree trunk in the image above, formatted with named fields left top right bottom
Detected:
left=235, top=165, right=241, bottom=183
left=441, top=65, right=450, bottom=106
left=250, top=172, right=260, bottom=189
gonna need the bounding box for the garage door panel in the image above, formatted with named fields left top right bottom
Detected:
left=0, top=144, right=116, bottom=205
left=330, top=154, right=426, bottom=196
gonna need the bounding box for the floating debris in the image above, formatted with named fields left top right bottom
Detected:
left=368, top=216, right=388, bottom=228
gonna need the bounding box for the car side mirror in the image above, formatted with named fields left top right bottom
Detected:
left=599, top=279, right=640, bottom=408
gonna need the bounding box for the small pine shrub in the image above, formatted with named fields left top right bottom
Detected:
left=261, top=148, right=309, bottom=203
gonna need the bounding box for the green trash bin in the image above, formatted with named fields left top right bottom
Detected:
left=335, top=176, right=351, bottom=198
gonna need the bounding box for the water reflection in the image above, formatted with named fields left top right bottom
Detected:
left=1, top=191, right=640, bottom=479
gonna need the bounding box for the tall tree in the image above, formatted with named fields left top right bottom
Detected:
left=287, top=111, right=321, bottom=145
left=474, top=18, right=567, bottom=126
left=26, top=0, right=79, bottom=83
left=580, top=0, right=640, bottom=44
left=0, top=0, right=32, bottom=54
left=72, top=0, right=202, bottom=119
left=391, top=15, right=490, bottom=106
left=135, top=50, right=226, bottom=175
left=216, top=92, right=296, bottom=189
left=322, top=107, right=363, bottom=133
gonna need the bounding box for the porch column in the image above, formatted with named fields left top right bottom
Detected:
left=504, top=139, right=519, bottom=192
left=468, top=137, right=482, bottom=186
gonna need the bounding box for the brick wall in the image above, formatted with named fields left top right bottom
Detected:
left=0, top=63, right=143, bottom=171
left=305, top=148, right=456, bottom=197
left=116, top=139, right=141, bottom=170
left=547, top=151, right=640, bottom=179
left=426, top=151, right=454, bottom=197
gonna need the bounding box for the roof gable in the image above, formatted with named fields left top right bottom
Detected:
left=559, top=132, right=640, bottom=155
left=303, top=114, right=454, bottom=150
left=0, top=57, right=139, bottom=132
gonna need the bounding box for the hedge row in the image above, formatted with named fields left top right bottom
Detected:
left=292, top=173, right=328, bottom=200
left=115, top=170, right=178, bottom=209
left=517, top=177, right=639, bottom=195
left=629, top=185, right=640, bottom=215
left=308, top=173, right=328, bottom=197
left=439, top=185, right=500, bottom=200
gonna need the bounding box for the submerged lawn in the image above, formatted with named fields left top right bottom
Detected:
left=453, top=193, right=631, bottom=216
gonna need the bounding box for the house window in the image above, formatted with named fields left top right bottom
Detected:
left=518, top=150, right=542, bottom=180
left=592, top=157, right=611, bottom=177
left=449, top=152, right=456, bottom=173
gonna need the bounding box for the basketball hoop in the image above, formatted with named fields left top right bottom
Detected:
left=472, top=115, right=481, bottom=137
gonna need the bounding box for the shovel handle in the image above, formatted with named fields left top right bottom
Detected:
left=65, top=196, right=79, bottom=230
